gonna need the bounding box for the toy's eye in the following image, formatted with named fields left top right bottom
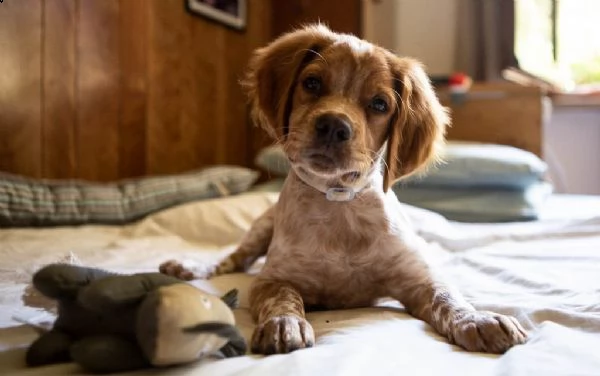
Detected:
left=302, top=76, right=322, bottom=94
left=368, top=97, right=389, bottom=113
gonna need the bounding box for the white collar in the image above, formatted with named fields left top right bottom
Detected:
left=291, top=165, right=377, bottom=202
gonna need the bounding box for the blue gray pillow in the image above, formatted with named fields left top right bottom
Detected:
left=254, top=142, right=552, bottom=222
left=405, top=141, right=548, bottom=189
left=392, top=182, right=553, bottom=222
left=255, top=142, right=549, bottom=189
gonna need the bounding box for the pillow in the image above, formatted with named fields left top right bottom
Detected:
left=405, top=141, right=548, bottom=189
left=255, top=142, right=549, bottom=189
left=254, top=145, right=290, bottom=177
left=249, top=178, right=286, bottom=193
left=134, top=191, right=280, bottom=247
left=392, top=181, right=553, bottom=222
left=0, top=166, right=259, bottom=227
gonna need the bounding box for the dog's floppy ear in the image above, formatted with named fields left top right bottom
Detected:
left=242, top=25, right=336, bottom=140
left=383, top=56, right=449, bottom=191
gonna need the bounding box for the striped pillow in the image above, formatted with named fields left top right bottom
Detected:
left=0, top=166, right=259, bottom=227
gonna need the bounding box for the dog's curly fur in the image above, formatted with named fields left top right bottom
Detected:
left=161, top=24, right=528, bottom=355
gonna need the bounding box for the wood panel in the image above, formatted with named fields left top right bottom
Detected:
left=119, top=0, right=148, bottom=178
left=77, top=0, right=120, bottom=181
left=147, top=0, right=212, bottom=174
left=0, top=0, right=43, bottom=177
left=0, top=0, right=355, bottom=181
left=226, top=0, right=273, bottom=166
left=43, top=0, right=77, bottom=179
left=439, top=83, right=545, bottom=157
left=186, top=7, right=221, bottom=167
left=271, top=0, right=362, bottom=37
left=147, top=0, right=273, bottom=173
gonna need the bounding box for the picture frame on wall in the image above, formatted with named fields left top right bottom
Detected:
left=186, top=0, right=247, bottom=31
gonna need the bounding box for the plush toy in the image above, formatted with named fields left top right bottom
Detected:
left=25, top=263, right=246, bottom=374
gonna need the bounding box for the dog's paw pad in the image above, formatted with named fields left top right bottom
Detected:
left=451, top=311, right=528, bottom=354
left=159, top=260, right=196, bottom=281
left=251, top=315, right=315, bottom=354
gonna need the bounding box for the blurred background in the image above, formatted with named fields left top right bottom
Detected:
left=0, top=0, right=598, bottom=194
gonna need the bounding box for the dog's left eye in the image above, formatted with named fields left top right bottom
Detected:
left=302, top=76, right=322, bottom=94
left=368, top=97, right=389, bottom=113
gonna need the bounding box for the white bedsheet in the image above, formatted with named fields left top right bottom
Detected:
left=1, top=192, right=599, bottom=376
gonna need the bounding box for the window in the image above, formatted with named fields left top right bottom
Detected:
left=515, top=0, right=600, bottom=92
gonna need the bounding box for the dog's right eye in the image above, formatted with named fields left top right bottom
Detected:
left=302, top=76, right=322, bottom=94
left=368, top=96, right=389, bottom=113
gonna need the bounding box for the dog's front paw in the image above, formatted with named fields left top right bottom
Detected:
left=450, top=311, right=528, bottom=354
left=158, top=260, right=216, bottom=280
left=251, top=315, right=315, bottom=354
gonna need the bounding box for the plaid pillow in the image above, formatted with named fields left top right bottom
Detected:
left=0, top=166, right=259, bottom=227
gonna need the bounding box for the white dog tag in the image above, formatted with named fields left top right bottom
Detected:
left=326, top=187, right=356, bottom=202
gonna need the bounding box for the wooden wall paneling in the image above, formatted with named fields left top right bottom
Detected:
left=220, top=45, right=254, bottom=166
left=148, top=1, right=215, bottom=174
left=77, top=0, right=120, bottom=181
left=271, top=0, right=362, bottom=38
left=218, top=28, right=237, bottom=165
left=188, top=13, right=221, bottom=167
left=245, top=2, right=277, bottom=165
left=1, top=0, right=334, bottom=180
left=43, top=0, right=77, bottom=179
left=119, top=0, right=148, bottom=178
left=0, top=0, right=43, bottom=178
left=440, top=83, right=544, bottom=157
left=220, top=1, right=271, bottom=167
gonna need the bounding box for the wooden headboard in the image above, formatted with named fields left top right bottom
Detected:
left=437, top=82, right=547, bottom=157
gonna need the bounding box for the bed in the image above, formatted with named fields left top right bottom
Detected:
left=1, top=187, right=600, bottom=376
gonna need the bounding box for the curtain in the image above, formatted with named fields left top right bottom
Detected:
left=454, top=0, right=519, bottom=81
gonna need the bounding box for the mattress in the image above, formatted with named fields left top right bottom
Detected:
left=1, top=191, right=599, bottom=376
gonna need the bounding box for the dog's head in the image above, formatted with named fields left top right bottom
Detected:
left=243, top=24, right=449, bottom=191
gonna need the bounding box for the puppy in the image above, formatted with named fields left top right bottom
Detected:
left=161, top=25, right=528, bottom=355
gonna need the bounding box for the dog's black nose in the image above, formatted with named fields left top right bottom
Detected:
left=315, top=114, right=353, bottom=144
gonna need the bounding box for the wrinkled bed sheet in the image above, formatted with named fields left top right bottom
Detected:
left=1, top=192, right=599, bottom=376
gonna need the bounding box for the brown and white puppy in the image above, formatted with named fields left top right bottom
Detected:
left=161, top=24, right=527, bottom=355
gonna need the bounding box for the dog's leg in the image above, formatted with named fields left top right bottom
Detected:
left=382, top=249, right=528, bottom=354
left=212, top=206, right=275, bottom=276
left=249, top=278, right=314, bottom=354
left=160, top=206, right=274, bottom=280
